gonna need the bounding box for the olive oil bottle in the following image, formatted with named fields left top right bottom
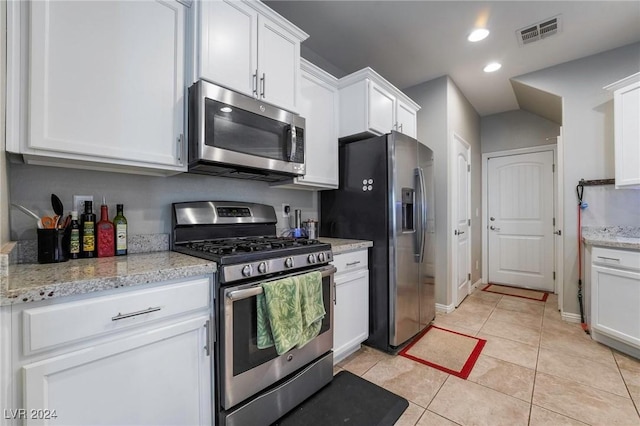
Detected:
left=113, top=204, right=128, bottom=256
left=81, top=201, right=96, bottom=258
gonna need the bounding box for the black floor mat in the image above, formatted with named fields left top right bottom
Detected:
left=273, top=370, right=409, bottom=426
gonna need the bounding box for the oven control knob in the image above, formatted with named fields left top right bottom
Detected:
left=307, top=254, right=317, bottom=264
left=284, top=257, right=294, bottom=268
left=318, top=252, right=326, bottom=263
left=242, top=264, right=253, bottom=277
left=258, top=262, right=267, bottom=274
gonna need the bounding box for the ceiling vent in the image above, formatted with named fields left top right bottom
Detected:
left=517, top=15, right=562, bottom=46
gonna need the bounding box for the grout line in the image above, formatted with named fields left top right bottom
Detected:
left=528, top=328, right=542, bottom=425
left=612, top=352, right=640, bottom=417
left=529, top=403, right=590, bottom=425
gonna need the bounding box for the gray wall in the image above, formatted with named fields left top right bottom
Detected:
left=1, top=1, right=8, bottom=247
left=404, top=76, right=482, bottom=307
left=9, top=163, right=318, bottom=241
left=481, top=110, right=560, bottom=154
left=512, top=42, right=640, bottom=315
left=404, top=77, right=448, bottom=305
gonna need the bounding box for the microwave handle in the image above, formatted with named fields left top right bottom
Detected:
left=289, top=125, right=297, bottom=161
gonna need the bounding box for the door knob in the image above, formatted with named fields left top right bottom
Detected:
left=454, top=229, right=465, bottom=235
left=554, top=230, right=562, bottom=235
left=490, top=217, right=495, bottom=221
left=490, top=226, right=500, bottom=231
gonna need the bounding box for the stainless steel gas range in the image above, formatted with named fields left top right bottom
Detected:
left=171, top=201, right=335, bottom=426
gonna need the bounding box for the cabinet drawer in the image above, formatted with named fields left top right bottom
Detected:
left=23, top=277, right=211, bottom=354
left=333, top=249, right=368, bottom=274
left=592, top=247, right=640, bottom=271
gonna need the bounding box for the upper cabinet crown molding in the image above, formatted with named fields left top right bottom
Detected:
left=605, top=72, right=640, bottom=189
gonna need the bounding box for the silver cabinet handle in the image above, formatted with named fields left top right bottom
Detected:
left=346, top=261, right=361, bottom=267
left=176, top=134, right=184, bottom=163
left=490, top=226, right=500, bottom=231
left=399, top=123, right=403, bottom=133
left=597, top=256, right=620, bottom=262
left=260, top=73, right=266, bottom=98
left=252, top=70, right=258, bottom=98
left=112, top=306, right=161, bottom=321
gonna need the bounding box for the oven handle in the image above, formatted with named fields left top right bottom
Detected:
left=226, top=265, right=337, bottom=301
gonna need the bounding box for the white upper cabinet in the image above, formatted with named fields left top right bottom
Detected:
left=7, top=0, right=188, bottom=175
left=338, top=68, right=420, bottom=140
left=605, top=73, right=640, bottom=188
left=194, top=0, right=308, bottom=113
left=273, top=59, right=339, bottom=190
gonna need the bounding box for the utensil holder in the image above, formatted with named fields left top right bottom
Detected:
left=37, top=228, right=69, bottom=264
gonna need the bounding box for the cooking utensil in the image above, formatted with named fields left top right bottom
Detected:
left=51, top=194, right=64, bottom=228
left=11, top=204, right=44, bottom=229
left=40, top=216, right=60, bottom=229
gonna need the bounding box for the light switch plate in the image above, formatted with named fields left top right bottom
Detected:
left=73, top=195, right=93, bottom=215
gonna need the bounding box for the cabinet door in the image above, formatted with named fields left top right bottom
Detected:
left=368, top=80, right=396, bottom=135
left=199, top=0, right=258, bottom=97
left=29, top=0, right=185, bottom=168
left=397, top=99, right=417, bottom=138
left=614, top=82, right=640, bottom=187
left=334, top=269, right=369, bottom=363
left=23, top=316, right=212, bottom=426
left=295, top=68, right=338, bottom=188
left=591, top=264, right=640, bottom=348
left=257, top=15, right=300, bottom=112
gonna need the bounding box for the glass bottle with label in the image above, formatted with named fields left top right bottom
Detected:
left=81, top=201, right=96, bottom=258
left=97, top=198, right=115, bottom=257
left=69, top=211, right=80, bottom=259
left=113, top=204, right=128, bottom=256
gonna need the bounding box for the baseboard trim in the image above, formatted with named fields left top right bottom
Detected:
left=471, top=279, right=483, bottom=291
left=561, top=312, right=581, bottom=323
left=436, top=303, right=455, bottom=314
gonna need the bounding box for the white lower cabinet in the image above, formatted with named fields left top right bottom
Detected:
left=2, top=277, right=213, bottom=426
left=332, top=249, right=369, bottom=364
left=589, top=246, right=640, bottom=357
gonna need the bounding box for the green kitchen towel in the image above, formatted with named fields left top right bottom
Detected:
left=257, top=277, right=303, bottom=355
left=297, top=271, right=326, bottom=348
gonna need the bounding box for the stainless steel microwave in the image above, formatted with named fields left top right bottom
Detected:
left=187, top=80, right=305, bottom=182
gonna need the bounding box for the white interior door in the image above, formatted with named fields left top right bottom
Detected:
left=488, top=151, right=554, bottom=291
left=453, top=135, right=471, bottom=306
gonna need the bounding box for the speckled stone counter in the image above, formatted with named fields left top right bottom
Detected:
left=1, top=251, right=216, bottom=306
left=582, top=226, right=640, bottom=250
left=318, top=237, right=373, bottom=255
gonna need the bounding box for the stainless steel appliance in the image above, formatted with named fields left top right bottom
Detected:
left=188, top=80, right=306, bottom=182
left=172, top=201, right=334, bottom=426
left=320, top=131, right=436, bottom=352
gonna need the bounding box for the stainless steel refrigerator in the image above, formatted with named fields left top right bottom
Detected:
left=320, top=131, right=435, bottom=352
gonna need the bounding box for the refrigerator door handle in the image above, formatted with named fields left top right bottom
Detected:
left=417, top=167, right=427, bottom=262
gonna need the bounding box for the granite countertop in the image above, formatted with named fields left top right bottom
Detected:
left=582, top=226, right=640, bottom=250
left=1, top=251, right=216, bottom=306
left=319, top=237, right=373, bottom=255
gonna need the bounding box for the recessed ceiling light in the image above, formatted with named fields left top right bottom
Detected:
left=220, top=107, right=232, bottom=113
left=468, top=28, right=490, bottom=42
left=483, top=62, right=502, bottom=73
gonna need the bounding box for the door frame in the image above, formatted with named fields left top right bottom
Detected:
left=481, top=144, right=563, bottom=302
left=450, top=133, right=472, bottom=307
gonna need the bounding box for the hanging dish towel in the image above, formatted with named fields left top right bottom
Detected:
left=257, top=277, right=303, bottom=355
left=256, top=271, right=325, bottom=354
left=297, top=271, right=325, bottom=348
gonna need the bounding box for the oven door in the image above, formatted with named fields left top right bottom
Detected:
left=219, top=264, right=335, bottom=410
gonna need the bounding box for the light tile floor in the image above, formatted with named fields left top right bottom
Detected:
left=334, top=287, right=640, bottom=426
